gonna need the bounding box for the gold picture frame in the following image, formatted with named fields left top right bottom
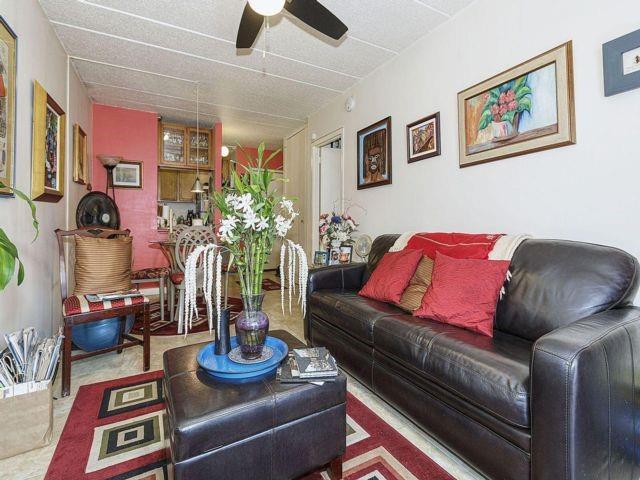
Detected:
left=458, top=41, right=576, bottom=167
left=113, top=160, right=143, bottom=189
left=31, top=81, right=66, bottom=202
left=73, top=124, right=88, bottom=184
left=0, top=17, right=17, bottom=195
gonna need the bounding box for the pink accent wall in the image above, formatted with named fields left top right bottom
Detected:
left=92, top=104, right=168, bottom=270
left=236, top=147, right=283, bottom=173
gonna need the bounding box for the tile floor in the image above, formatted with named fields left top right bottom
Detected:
left=0, top=273, right=484, bottom=480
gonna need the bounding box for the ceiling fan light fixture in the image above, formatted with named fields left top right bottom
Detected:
left=248, top=0, right=285, bottom=16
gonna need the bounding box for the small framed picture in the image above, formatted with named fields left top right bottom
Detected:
left=603, top=28, right=640, bottom=96
left=113, top=160, right=143, bottom=188
left=328, top=247, right=341, bottom=266
left=313, top=250, right=329, bottom=266
left=339, top=245, right=353, bottom=264
left=407, top=112, right=440, bottom=163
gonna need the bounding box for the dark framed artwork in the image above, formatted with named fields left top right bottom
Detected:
left=0, top=17, right=16, bottom=195
left=407, top=112, right=440, bottom=163
left=458, top=42, right=576, bottom=167
left=31, top=81, right=66, bottom=202
left=603, top=28, right=640, bottom=96
left=113, top=160, right=143, bottom=189
left=357, top=116, right=392, bottom=189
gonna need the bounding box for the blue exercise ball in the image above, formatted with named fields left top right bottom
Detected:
left=72, top=314, right=135, bottom=352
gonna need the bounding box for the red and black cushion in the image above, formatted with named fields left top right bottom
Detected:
left=131, top=267, right=170, bottom=280
left=63, top=294, right=149, bottom=316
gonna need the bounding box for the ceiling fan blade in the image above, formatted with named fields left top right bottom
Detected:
left=283, top=0, right=348, bottom=40
left=236, top=2, right=264, bottom=48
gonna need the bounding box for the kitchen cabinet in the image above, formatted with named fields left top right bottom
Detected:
left=157, top=169, right=204, bottom=202
left=187, top=128, right=213, bottom=169
left=158, top=168, right=178, bottom=201
left=159, top=123, right=187, bottom=167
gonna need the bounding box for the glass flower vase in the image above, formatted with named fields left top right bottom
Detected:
left=236, top=293, right=269, bottom=360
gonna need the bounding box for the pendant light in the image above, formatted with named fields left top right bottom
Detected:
left=191, top=82, right=204, bottom=194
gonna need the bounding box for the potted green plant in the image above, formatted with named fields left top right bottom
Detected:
left=0, top=181, right=39, bottom=290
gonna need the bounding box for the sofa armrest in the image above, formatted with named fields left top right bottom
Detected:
left=304, top=263, right=366, bottom=343
left=307, top=262, right=366, bottom=294
left=531, top=307, right=640, bottom=480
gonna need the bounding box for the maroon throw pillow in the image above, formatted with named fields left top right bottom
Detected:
left=414, top=252, right=510, bottom=337
left=359, top=249, right=423, bottom=304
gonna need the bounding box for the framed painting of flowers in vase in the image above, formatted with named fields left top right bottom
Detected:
left=458, top=41, right=576, bottom=167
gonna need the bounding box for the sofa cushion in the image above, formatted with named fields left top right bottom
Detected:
left=374, top=315, right=531, bottom=428
left=414, top=253, right=510, bottom=337
left=309, top=290, right=404, bottom=345
left=496, top=239, right=640, bottom=341
left=359, top=249, right=423, bottom=304
left=398, top=255, right=434, bottom=312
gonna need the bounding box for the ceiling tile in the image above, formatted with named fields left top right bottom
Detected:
left=414, top=0, right=475, bottom=16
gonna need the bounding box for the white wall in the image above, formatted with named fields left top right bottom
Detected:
left=0, top=0, right=93, bottom=339
left=308, top=0, right=640, bottom=264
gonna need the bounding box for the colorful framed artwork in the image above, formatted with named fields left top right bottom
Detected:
left=357, top=116, right=392, bottom=189
left=313, top=250, right=329, bottom=266
left=458, top=41, right=576, bottom=167
left=338, top=245, right=353, bottom=264
left=407, top=112, right=440, bottom=163
left=603, top=28, right=640, bottom=96
left=0, top=17, right=16, bottom=195
left=113, top=160, right=143, bottom=189
left=31, top=81, right=66, bottom=202
left=73, top=124, right=88, bottom=184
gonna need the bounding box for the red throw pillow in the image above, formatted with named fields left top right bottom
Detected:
left=359, top=249, right=423, bottom=304
left=414, top=252, right=510, bottom=337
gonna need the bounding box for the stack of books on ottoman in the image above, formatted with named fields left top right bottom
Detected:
left=277, top=347, right=338, bottom=385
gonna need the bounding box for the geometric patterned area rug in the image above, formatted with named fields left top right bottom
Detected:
left=130, top=296, right=243, bottom=336
left=45, top=371, right=454, bottom=480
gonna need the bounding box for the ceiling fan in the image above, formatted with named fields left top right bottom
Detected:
left=236, top=0, right=348, bottom=49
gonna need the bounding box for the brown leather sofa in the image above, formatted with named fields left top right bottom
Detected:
left=305, top=235, right=640, bottom=480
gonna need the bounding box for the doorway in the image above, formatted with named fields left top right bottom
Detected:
left=311, top=129, right=344, bottom=250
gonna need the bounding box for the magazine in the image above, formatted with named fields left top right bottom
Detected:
left=85, top=289, right=142, bottom=302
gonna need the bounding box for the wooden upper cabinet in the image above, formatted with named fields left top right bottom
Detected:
left=186, top=128, right=212, bottom=169
left=158, top=169, right=178, bottom=201
left=159, top=123, right=187, bottom=167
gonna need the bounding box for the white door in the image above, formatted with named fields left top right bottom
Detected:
left=283, top=127, right=309, bottom=256
left=318, top=144, right=342, bottom=217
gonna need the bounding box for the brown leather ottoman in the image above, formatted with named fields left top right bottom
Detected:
left=163, top=330, right=346, bottom=480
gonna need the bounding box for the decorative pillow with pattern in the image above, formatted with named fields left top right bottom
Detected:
left=397, top=255, right=434, bottom=312
left=73, top=236, right=133, bottom=295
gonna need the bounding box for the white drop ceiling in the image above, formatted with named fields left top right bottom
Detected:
left=39, top=0, right=475, bottom=148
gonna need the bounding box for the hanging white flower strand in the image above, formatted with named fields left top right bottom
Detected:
left=279, top=239, right=309, bottom=317
left=183, top=244, right=225, bottom=336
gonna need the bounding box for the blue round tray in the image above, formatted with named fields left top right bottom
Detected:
left=197, top=336, right=288, bottom=380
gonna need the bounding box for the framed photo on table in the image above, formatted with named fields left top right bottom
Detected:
left=339, top=245, right=353, bottom=264
left=0, top=17, right=17, bottom=195
left=458, top=41, right=575, bottom=167
left=407, top=112, right=440, bottom=163
left=31, top=81, right=66, bottom=202
left=313, top=250, right=329, bottom=266
left=357, top=117, right=392, bottom=189
left=113, top=160, right=143, bottom=189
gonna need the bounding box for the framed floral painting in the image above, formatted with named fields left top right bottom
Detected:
left=0, top=17, right=16, bottom=196
left=357, top=116, right=392, bottom=189
left=458, top=41, right=576, bottom=167
left=31, top=81, right=66, bottom=202
left=73, top=124, right=88, bottom=184
left=407, top=112, right=440, bottom=163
